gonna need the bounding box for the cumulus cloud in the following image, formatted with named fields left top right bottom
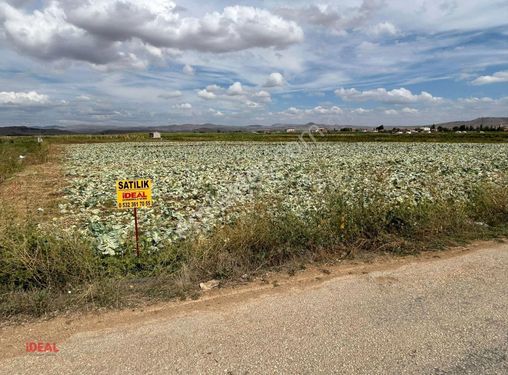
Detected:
left=208, top=108, right=224, bottom=116
left=384, top=109, right=398, bottom=115
left=253, top=90, right=271, bottom=103
left=351, top=107, right=371, bottom=114
left=264, top=72, right=285, bottom=87
left=276, top=1, right=381, bottom=34
left=197, top=89, right=216, bottom=100
left=76, top=95, right=91, bottom=101
left=0, top=91, right=49, bottom=105
left=401, top=107, right=418, bottom=113
left=182, top=64, right=194, bottom=75
left=335, top=87, right=442, bottom=104
left=472, top=71, right=508, bottom=85
left=383, top=108, right=420, bottom=115
left=285, top=107, right=301, bottom=115
left=158, top=90, right=182, bottom=99
left=458, top=97, right=495, bottom=104
left=172, top=102, right=192, bottom=109
left=367, top=22, right=399, bottom=37
left=0, top=2, right=121, bottom=65
left=281, top=105, right=343, bottom=116
left=227, top=82, right=244, bottom=96
left=0, top=1, right=303, bottom=67
left=312, top=105, right=343, bottom=114
left=197, top=82, right=271, bottom=107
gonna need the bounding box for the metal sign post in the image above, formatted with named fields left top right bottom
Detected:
left=133, top=207, right=140, bottom=257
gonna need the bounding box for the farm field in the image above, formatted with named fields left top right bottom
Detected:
left=1, top=139, right=508, bottom=318
left=60, top=142, right=508, bottom=255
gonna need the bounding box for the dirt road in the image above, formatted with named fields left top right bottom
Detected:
left=1, top=241, right=507, bottom=374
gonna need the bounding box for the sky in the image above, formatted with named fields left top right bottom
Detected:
left=0, top=0, right=507, bottom=128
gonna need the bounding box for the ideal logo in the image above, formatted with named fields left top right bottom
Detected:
left=26, top=341, right=59, bottom=353
left=122, top=191, right=148, bottom=200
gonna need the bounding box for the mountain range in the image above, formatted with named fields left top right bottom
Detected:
left=0, top=117, right=507, bottom=136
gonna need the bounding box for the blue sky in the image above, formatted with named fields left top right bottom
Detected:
left=0, top=0, right=507, bottom=127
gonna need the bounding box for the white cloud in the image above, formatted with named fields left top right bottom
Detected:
left=401, top=107, right=418, bottom=113
left=182, top=64, right=194, bottom=75
left=276, top=1, right=381, bottom=34
left=0, top=91, right=49, bottom=105
left=384, top=109, right=398, bottom=115
left=472, top=71, right=508, bottom=85
left=458, top=97, right=494, bottom=104
left=197, top=82, right=271, bottom=107
left=367, top=22, right=399, bottom=37
left=335, top=87, right=442, bottom=104
left=285, top=107, right=301, bottom=115
left=76, top=95, right=91, bottom=101
left=281, top=105, right=343, bottom=116
left=313, top=105, right=343, bottom=114
left=264, top=72, right=285, bottom=87
left=227, top=82, right=244, bottom=96
left=205, top=85, right=222, bottom=93
left=158, top=90, right=183, bottom=99
left=351, top=107, right=371, bottom=114
left=172, top=103, right=192, bottom=109
left=197, top=89, right=216, bottom=100
left=254, top=90, right=271, bottom=103
left=208, top=108, right=224, bottom=116
left=0, top=2, right=304, bottom=66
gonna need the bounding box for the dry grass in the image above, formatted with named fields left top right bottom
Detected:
left=0, top=145, right=507, bottom=321
left=0, top=144, right=65, bottom=223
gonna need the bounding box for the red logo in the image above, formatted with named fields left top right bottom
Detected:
left=122, top=191, right=148, bottom=200
left=26, top=341, right=59, bottom=353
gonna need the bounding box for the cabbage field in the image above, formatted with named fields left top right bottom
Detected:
left=60, top=142, right=508, bottom=255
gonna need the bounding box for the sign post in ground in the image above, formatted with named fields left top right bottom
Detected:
left=115, top=178, right=153, bottom=256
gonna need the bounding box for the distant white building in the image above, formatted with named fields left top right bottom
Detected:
left=149, top=132, right=161, bottom=139
left=310, top=127, right=327, bottom=133
left=421, top=127, right=431, bottom=133
left=286, top=128, right=296, bottom=133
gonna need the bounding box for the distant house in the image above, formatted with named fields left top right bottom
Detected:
left=149, top=132, right=161, bottom=139
left=310, top=127, right=327, bottom=133
left=421, top=127, right=431, bottom=133
left=286, top=128, right=296, bottom=133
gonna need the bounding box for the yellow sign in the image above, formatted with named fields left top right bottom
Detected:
left=116, top=179, right=153, bottom=209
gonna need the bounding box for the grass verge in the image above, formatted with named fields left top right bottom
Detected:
left=0, top=137, right=49, bottom=184
left=1, top=181, right=507, bottom=322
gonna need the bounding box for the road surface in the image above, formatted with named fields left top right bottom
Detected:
left=1, top=242, right=507, bottom=374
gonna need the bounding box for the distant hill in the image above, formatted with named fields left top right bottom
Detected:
left=428, top=117, right=508, bottom=129
left=0, top=126, right=74, bottom=136
left=0, top=117, right=506, bottom=136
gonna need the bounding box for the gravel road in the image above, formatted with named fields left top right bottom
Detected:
left=1, top=242, right=507, bottom=374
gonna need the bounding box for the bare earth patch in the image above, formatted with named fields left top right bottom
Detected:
left=0, top=145, right=66, bottom=222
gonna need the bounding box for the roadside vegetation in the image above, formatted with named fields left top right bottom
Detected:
left=0, top=179, right=506, bottom=320
left=0, top=137, right=49, bottom=183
